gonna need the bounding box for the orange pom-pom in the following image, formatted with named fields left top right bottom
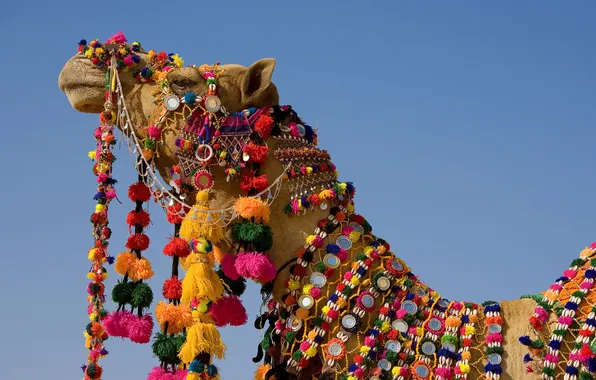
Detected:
left=234, top=197, right=271, bottom=223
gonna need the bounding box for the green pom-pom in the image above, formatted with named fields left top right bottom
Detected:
left=130, top=282, right=153, bottom=309
left=292, top=350, right=302, bottom=361
left=573, top=290, right=586, bottom=299
left=542, top=367, right=555, bottom=377
left=151, top=332, right=181, bottom=365
left=385, top=350, right=398, bottom=362
left=571, top=258, right=585, bottom=267
left=441, top=334, right=458, bottom=346
left=216, top=268, right=247, bottom=296
left=254, top=225, right=273, bottom=251
left=232, top=221, right=264, bottom=243
left=406, top=354, right=416, bottom=364
left=285, top=331, right=296, bottom=343
left=580, top=371, right=594, bottom=380
left=315, top=262, right=327, bottom=273
left=342, top=286, right=352, bottom=297
left=486, top=346, right=504, bottom=355
left=530, top=339, right=545, bottom=349
left=144, top=139, right=157, bottom=150
left=357, top=253, right=367, bottom=261
left=112, top=280, right=137, bottom=305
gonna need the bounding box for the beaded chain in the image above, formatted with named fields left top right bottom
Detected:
left=520, top=245, right=596, bottom=380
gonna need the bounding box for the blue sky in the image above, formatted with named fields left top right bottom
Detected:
left=1, top=1, right=595, bottom=379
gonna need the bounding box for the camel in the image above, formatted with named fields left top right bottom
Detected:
left=58, top=35, right=596, bottom=380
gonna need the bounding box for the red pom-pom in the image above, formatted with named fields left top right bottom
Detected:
left=162, top=277, right=182, bottom=299
left=254, top=114, right=274, bottom=139
left=91, top=212, right=108, bottom=225
left=210, top=295, right=248, bottom=327
left=292, top=264, right=306, bottom=277
left=166, top=203, right=187, bottom=225
left=128, top=183, right=151, bottom=202
left=163, top=237, right=191, bottom=258
left=351, top=214, right=365, bottom=225
left=240, top=173, right=269, bottom=195
left=242, top=143, right=269, bottom=164
left=126, top=210, right=151, bottom=227
left=126, top=233, right=150, bottom=251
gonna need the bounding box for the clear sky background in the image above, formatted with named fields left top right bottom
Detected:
left=1, top=1, right=595, bottom=379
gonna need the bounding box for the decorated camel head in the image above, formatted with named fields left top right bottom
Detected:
left=59, top=33, right=596, bottom=380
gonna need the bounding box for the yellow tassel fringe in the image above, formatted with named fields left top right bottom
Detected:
left=181, top=253, right=224, bottom=304
left=180, top=191, right=224, bottom=243
left=178, top=321, right=226, bottom=363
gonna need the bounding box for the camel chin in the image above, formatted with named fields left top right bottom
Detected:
left=58, top=55, right=106, bottom=113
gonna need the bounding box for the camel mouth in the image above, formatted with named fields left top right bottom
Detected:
left=58, top=55, right=107, bottom=113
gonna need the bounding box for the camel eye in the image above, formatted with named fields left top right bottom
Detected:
left=170, top=78, right=197, bottom=94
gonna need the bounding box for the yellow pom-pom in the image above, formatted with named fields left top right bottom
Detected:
left=465, top=326, right=476, bottom=335
left=350, top=276, right=360, bottom=286
left=347, top=203, right=354, bottom=213
left=88, top=248, right=100, bottom=261
left=88, top=151, right=96, bottom=160
left=322, top=305, right=330, bottom=315
left=364, top=246, right=374, bottom=255
left=416, top=327, right=424, bottom=337
left=306, top=167, right=313, bottom=175
left=306, top=235, right=318, bottom=245
left=349, top=231, right=361, bottom=242
left=460, top=364, right=470, bottom=373
left=87, top=272, right=96, bottom=280
left=95, top=204, right=106, bottom=213
left=234, top=197, right=271, bottom=224
left=172, top=54, right=184, bottom=68
left=288, top=279, right=300, bottom=291
left=359, top=345, right=371, bottom=354
left=381, top=321, right=391, bottom=333
left=305, top=346, right=317, bottom=358
left=392, top=367, right=401, bottom=376
left=303, top=284, right=313, bottom=294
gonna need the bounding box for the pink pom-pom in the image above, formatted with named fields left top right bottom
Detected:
left=310, top=287, right=322, bottom=299
left=564, top=269, right=578, bottom=278
left=90, top=349, right=100, bottom=359
left=106, top=31, right=127, bottom=44
left=97, top=173, right=108, bottom=183
left=147, top=367, right=188, bottom=380
left=126, top=314, right=154, bottom=344
left=210, top=295, right=248, bottom=327
left=235, top=252, right=276, bottom=282
left=221, top=254, right=240, bottom=280
left=336, top=249, right=348, bottom=261
left=147, top=125, right=162, bottom=140
left=105, top=189, right=117, bottom=200
left=104, top=310, right=131, bottom=338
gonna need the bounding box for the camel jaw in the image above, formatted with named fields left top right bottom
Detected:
left=58, top=55, right=107, bottom=113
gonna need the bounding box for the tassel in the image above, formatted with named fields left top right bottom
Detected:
left=178, top=321, right=226, bottom=363
left=255, top=364, right=272, bottom=380
left=180, top=191, right=224, bottom=243
left=181, top=252, right=224, bottom=304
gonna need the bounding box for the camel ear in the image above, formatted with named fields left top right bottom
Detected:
left=241, top=58, right=276, bottom=102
